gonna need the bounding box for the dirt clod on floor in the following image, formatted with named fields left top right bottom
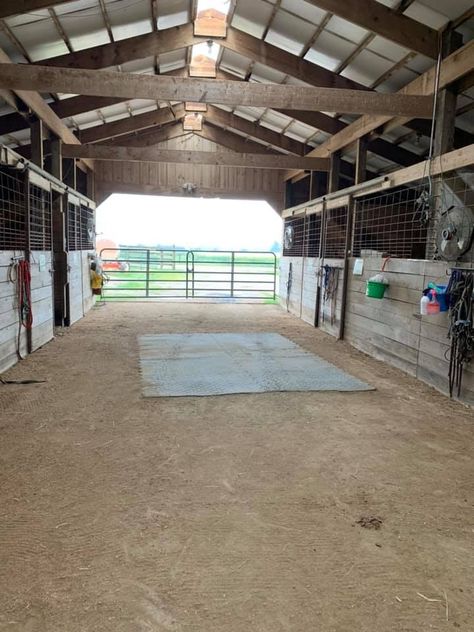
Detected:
left=357, top=515, right=383, bottom=530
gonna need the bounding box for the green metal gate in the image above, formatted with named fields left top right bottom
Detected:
left=100, top=248, right=277, bottom=301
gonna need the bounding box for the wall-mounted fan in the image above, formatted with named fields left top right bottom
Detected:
left=436, top=205, right=474, bottom=260
left=284, top=225, right=294, bottom=250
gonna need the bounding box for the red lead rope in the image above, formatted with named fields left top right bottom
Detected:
left=18, top=260, right=33, bottom=331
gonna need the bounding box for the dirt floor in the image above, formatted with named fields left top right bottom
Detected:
left=0, top=302, right=473, bottom=632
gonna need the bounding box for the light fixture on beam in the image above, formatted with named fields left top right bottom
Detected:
left=185, top=102, right=207, bottom=112
left=183, top=112, right=203, bottom=131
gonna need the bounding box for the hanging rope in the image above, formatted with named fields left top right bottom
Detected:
left=446, top=269, right=474, bottom=398
left=8, top=259, right=33, bottom=360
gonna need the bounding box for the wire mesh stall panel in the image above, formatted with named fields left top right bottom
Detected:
left=322, top=205, right=348, bottom=259
left=353, top=185, right=428, bottom=260
left=282, top=215, right=322, bottom=257
left=318, top=205, right=349, bottom=338
left=29, top=183, right=52, bottom=251
left=0, top=166, right=26, bottom=250
left=425, top=171, right=474, bottom=264
left=67, top=200, right=81, bottom=251
left=67, top=200, right=95, bottom=251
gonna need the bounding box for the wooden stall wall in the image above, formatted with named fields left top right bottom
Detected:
left=95, top=134, right=284, bottom=211
left=344, top=257, right=474, bottom=404
left=279, top=256, right=345, bottom=335
left=280, top=257, right=319, bottom=325
left=280, top=254, right=473, bottom=404
left=68, top=251, right=93, bottom=326
left=318, top=258, right=345, bottom=339
left=0, top=251, right=54, bottom=373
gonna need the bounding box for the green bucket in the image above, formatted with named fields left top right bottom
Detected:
left=366, top=280, right=387, bottom=299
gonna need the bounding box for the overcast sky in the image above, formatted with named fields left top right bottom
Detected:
left=96, top=194, right=283, bottom=251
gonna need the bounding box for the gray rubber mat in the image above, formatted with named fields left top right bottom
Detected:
left=138, top=332, right=373, bottom=397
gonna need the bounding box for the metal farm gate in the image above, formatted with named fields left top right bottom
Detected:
left=100, top=248, right=277, bottom=301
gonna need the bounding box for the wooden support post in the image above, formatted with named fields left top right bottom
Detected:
left=355, top=137, right=368, bottom=185
left=328, top=151, right=341, bottom=193
left=338, top=196, right=355, bottom=341
left=23, top=170, right=32, bottom=353
left=50, top=137, right=62, bottom=181
left=429, top=30, right=461, bottom=258
left=30, top=118, right=44, bottom=168
left=86, top=169, right=95, bottom=202
left=50, top=136, right=69, bottom=326
left=62, top=158, right=77, bottom=189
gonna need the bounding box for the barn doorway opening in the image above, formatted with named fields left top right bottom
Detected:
left=95, top=194, right=283, bottom=302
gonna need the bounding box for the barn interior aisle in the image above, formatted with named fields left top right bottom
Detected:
left=0, top=302, right=472, bottom=631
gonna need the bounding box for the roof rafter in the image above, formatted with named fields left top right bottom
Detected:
left=0, top=47, right=93, bottom=170
left=196, top=123, right=279, bottom=154
left=78, top=104, right=186, bottom=144
left=33, top=23, right=441, bottom=142
left=304, top=0, right=439, bottom=58
left=0, top=0, right=74, bottom=19
left=286, top=38, right=474, bottom=180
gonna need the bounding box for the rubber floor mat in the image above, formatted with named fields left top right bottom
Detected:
left=138, top=332, right=373, bottom=397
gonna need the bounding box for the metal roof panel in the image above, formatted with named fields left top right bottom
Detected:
left=305, top=30, right=358, bottom=71
left=281, top=0, right=328, bottom=25
left=231, top=0, right=274, bottom=39
left=265, top=10, right=316, bottom=55
left=341, top=49, right=394, bottom=87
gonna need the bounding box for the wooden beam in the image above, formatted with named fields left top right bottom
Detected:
left=196, top=124, right=278, bottom=154
left=328, top=151, right=341, bottom=193
left=39, top=23, right=368, bottom=93
left=286, top=38, right=474, bottom=180
left=41, top=23, right=201, bottom=70
left=61, top=143, right=331, bottom=170
left=354, top=136, right=368, bottom=185
left=0, top=48, right=93, bottom=171
left=220, top=26, right=369, bottom=92
left=104, top=122, right=187, bottom=147
left=78, top=105, right=185, bottom=144
left=0, top=0, right=74, bottom=19
left=0, top=64, right=433, bottom=117
left=30, top=118, right=44, bottom=167
left=0, top=82, right=425, bottom=170
left=206, top=105, right=304, bottom=155
left=303, top=0, right=438, bottom=58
